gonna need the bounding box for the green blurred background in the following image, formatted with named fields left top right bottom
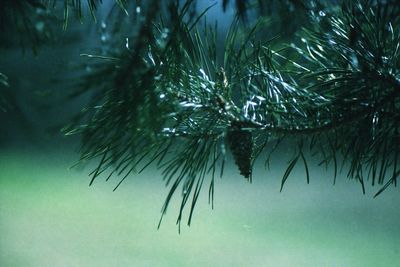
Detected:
left=1, top=145, right=400, bottom=267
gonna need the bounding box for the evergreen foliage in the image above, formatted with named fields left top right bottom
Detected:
left=0, top=0, right=57, bottom=53
left=1, top=0, right=399, bottom=228
left=0, top=73, right=10, bottom=112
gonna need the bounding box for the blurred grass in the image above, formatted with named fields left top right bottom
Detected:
left=1, top=147, right=400, bottom=267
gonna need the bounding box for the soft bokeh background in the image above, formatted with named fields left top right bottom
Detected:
left=1, top=145, right=400, bottom=267
left=1, top=1, right=399, bottom=267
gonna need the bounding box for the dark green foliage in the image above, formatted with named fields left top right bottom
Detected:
left=2, top=0, right=399, bottom=227
left=0, top=73, right=10, bottom=112
left=63, top=0, right=399, bottom=226
left=289, top=0, right=400, bottom=196
left=59, top=0, right=128, bottom=28
left=0, top=0, right=58, bottom=53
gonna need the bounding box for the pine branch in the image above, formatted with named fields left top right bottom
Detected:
left=64, top=0, right=400, bottom=227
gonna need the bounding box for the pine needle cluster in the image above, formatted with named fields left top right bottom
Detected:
left=2, top=0, right=399, bottom=228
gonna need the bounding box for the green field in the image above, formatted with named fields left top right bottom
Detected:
left=1, top=147, right=399, bottom=267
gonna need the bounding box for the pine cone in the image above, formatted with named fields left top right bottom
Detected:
left=227, top=121, right=253, bottom=179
